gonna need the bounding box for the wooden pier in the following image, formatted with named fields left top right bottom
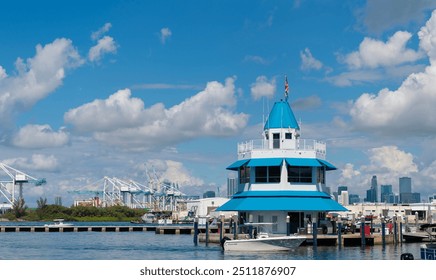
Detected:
left=0, top=224, right=201, bottom=234
left=0, top=225, right=152, bottom=233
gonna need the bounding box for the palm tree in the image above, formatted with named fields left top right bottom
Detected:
left=36, top=197, right=48, bottom=209
left=12, top=198, right=27, bottom=218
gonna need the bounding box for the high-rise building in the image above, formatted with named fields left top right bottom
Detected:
left=339, top=190, right=349, bottom=206
left=371, top=175, right=378, bottom=202
left=366, top=175, right=378, bottom=202
left=380, top=184, right=394, bottom=203
left=399, top=177, right=412, bottom=193
left=337, top=185, right=348, bottom=195
left=399, top=177, right=413, bottom=203
left=349, top=194, right=360, bottom=204
left=227, top=176, right=238, bottom=198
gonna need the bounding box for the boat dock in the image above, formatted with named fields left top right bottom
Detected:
left=0, top=225, right=151, bottom=233
left=0, top=224, right=409, bottom=247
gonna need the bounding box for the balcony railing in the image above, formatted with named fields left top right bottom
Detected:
left=237, top=139, right=326, bottom=156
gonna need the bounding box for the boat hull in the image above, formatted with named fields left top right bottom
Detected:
left=420, top=243, right=436, bottom=260
left=223, top=236, right=305, bottom=252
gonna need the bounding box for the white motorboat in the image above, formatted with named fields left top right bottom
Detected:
left=44, top=219, right=73, bottom=227
left=221, top=223, right=306, bottom=252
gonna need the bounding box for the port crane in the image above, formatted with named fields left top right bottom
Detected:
left=0, top=162, right=46, bottom=206
left=69, top=176, right=155, bottom=209
left=70, top=167, right=192, bottom=211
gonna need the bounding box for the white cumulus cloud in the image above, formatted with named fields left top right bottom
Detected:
left=344, top=31, right=423, bottom=69
left=4, top=154, right=60, bottom=172
left=142, top=159, right=204, bottom=187
left=88, top=36, right=117, bottom=62
left=349, top=10, right=436, bottom=135
left=12, top=124, right=69, bottom=148
left=0, top=38, right=84, bottom=127
left=65, top=77, right=248, bottom=150
left=250, top=76, right=276, bottom=100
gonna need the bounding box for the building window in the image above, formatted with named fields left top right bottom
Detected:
left=239, top=166, right=250, bottom=184
left=255, top=166, right=267, bottom=183
left=272, top=216, right=278, bottom=232
left=254, top=166, right=281, bottom=183
left=287, top=166, right=312, bottom=183
left=285, top=133, right=292, bottom=139
left=273, top=133, right=280, bottom=149
left=269, top=166, right=281, bottom=182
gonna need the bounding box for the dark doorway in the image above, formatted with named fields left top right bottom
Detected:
left=287, top=212, right=302, bottom=234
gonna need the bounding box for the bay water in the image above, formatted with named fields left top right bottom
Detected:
left=0, top=221, right=425, bottom=260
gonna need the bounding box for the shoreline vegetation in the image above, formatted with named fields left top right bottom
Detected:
left=0, top=197, right=148, bottom=222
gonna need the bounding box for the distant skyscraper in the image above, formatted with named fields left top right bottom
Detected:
left=399, top=177, right=412, bottom=193
left=339, top=190, right=349, bottom=206
left=366, top=175, right=378, bottom=202
left=349, top=194, right=360, bottom=204
left=54, top=196, right=62, bottom=206
left=380, top=184, right=393, bottom=203
left=227, top=176, right=238, bottom=198
left=337, top=186, right=348, bottom=195
left=399, top=177, right=412, bottom=203
left=371, top=175, right=378, bottom=202
left=203, top=191, right=216, bottom=198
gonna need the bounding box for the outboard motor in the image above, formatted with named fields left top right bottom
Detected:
left=220, top=236, right=231, bottom=250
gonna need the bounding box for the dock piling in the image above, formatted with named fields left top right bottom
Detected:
left=360, top=215, right=365, bottom=246
left=337, top=216, right=342, bottom=248
left=205, top=215, right=209, bottom=245
left=381, top=216, right=386, bottom=247
left=286, top=216, right=290, bottom=236
left=193, top=216, right=199, bottom=246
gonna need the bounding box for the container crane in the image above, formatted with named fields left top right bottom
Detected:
left=0, top=162, right=46, bottom=205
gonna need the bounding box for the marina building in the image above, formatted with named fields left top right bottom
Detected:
left=217, top=90, right=347, bottom=234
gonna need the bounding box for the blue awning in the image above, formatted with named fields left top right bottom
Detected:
left=227, top=158, right=337, bottom=171
left=318, top=159, right=337, bottom=170
left=247, top=158, right=283, bottom=167
left=216, top=191, right=348, bottom=212
left=226, top=159, right=250, bottom=170
left=285, top=158, right=322, bottom=167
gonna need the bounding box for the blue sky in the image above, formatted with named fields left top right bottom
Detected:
left=2, top=0, right=436, bottom=206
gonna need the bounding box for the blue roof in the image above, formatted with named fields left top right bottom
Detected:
left=247, top=158, right=283, bottom=167
left=264, top=100, right=300, bottom=130
left=227, top=157, right=336, bottom=170
left=216, top=191, right=348, bottom=212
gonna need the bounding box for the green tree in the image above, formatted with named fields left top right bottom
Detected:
left=12, top=198, right=27, bottom=218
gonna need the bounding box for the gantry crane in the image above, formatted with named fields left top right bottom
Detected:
left=0, top=162, right=46, bottom=205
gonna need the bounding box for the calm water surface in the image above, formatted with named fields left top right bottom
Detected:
left=0, top=222, right=424, bottom=260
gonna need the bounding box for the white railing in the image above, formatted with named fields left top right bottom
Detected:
left=237, top=138, right=326, bottom=156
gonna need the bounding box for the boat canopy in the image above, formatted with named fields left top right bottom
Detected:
left=216, top=191, right=348, bottom=212
left=227, top=158, right=336, bottom=171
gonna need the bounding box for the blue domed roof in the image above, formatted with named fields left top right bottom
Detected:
left=263, top=100, right=300, bottom=130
